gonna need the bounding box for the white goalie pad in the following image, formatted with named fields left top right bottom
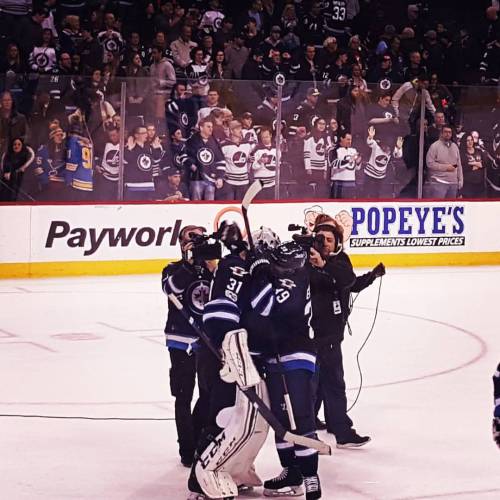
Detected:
left=193, top=466, right=238, bottom=499
left=196, top=381, right=270, bottom=496
left=219, top=329, right=261, bottom=389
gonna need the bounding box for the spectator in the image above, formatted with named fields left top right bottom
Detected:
left=0, top=137, right=34, bottom=201
left=254, top=90, right=278, bottom=128
left=330, top=131, right=361, bottom=199
left=29, top=28, right=57, bottom=74
left=0, top=91, right=29, bottom=157
left=351, top=64, right=368, bottom=93
left=289, top=87, right=321, bottom=136
left=18, top=7, right=48, bottom=60
left=34, top=121, right=67, bottom=200
left=424, top=126, right=463, bottom=199
left=124, top=53, right=149, bottom=123
left=208, top=108, right=227, bottom=143
left=422, top=30, right=444, bottom=76
left=403, top=51, right=428, bottom=82
left=183, top=117, right=225, bottom=200
left=97, top=14, right=125, bottom=64
left=480, top=30, right=500, bottom=85
left=367, top=92, right=399, bottom=142
left=186, top=47, right=210, bottom=95
left=246, top=0, right=265, bottom=33
left=95, top=127, right=120, bottom=201
left=240, top=112, right=258, bottom=145
left=224, top=33, right=249, bottom=79
left=59, top=14, right=81, bottom=56
left=317, top=36, right=339, bottom=72
left=123, top=125, right=155, bottom=200
left=209, top=49, right=230, bottom=80
left=300, top=2, right=325, bottom=48
left=260, top=25, right=286, bottom=57
left=201, top=34, right=216, bottom=64
left=362, top=125, right=403, bottom=198
left=250, top=126, right=277, bottom=199
left=241, top=48, right=264, bottom=80
left=169, top=126, right=188, bottom=174
left=167, top=83, right=197, bottom=139
left=220, top=120, right=253, bottom=200
left=29, top=92, right=60, bottom=149
left=428, top=111, right=448, bottom=144
left=0, top=43, right=25, bottom=74
left=170, top=25, right=197, bottom=72
left=79, top=26, right=104, bottom=73
left=336, top=85, right=367, bottom=141
left=150, top=45, right=176, bottom=133
left=391, top=74, right=436, bottom=133
left=214, top=17, right=235, bottom=48
left=304, top=116, right=331, bottom=198
left=197, top=88, right=223, bottom=123
left=367, top=53, right=402, bottom=84
left=124, top=31, right=148, bottom=67
left=460, top=133, right=487, bottom=198
left=161, top=166, right=190, bottom=201
left=295, top=44, right=320, bottom=82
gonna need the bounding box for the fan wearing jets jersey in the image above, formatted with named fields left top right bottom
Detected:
left=123, top=125, right=155, bottom=200
left=249, top=241, right=322, bottom=499
left=329, top=131, right=362, bottom=199
left=183, top=118, right=226, bottom=200
left=304, top=116, right=332, bottom=198
left=95, top=127, right=120, bottom=200
left=362, top=125, right=403, bottom=198
left=250, top=127, right=277, bottom=200
left=321, top=0, right=350, bottom=46
left=220, top=120, right=253, bottom=200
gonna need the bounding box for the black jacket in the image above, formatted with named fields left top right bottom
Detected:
left=309, top=252, right=376, bottom=345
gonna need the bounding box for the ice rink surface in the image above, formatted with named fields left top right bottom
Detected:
left=1, top=266, right=500, bottom=500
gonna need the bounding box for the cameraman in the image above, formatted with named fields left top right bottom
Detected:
left=161, top=225, right=216, bottom=467
left=308, top=214, right=385, bottom=448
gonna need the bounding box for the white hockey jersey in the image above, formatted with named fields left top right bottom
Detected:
left=251, top=144, right=277, bottom=188
left=330, top=146, right=359, bottom=182
left=221, top=140, right=253, bottom=186
left=242, top=127, right=258, bottom=146
left=304, top=134, right=332, bottom=172
left=29, top=46, right=57, bottom=73
left=101, top=142, right=120, bottom=182
left=364, top=137, right=402, bottom=179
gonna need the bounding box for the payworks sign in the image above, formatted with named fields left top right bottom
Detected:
left=348, top=205, right=465, bottom=248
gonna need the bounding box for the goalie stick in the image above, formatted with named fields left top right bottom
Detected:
left=241, top=180, right=298, bottom=432
left=167, top=293, right=331, bottom=455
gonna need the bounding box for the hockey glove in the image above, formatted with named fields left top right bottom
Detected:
left=493, top=417, right=500, bottom=449
left=371, top=262, right=386, bottom=278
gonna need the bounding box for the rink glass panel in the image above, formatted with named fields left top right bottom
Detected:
left=0, top=73, right=498, bottom=202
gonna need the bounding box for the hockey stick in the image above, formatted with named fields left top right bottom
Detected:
left=167, top=293, right=331, bottom=455
left=241, top=180, right=297, bottom=431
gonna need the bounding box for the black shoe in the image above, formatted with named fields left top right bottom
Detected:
left=336, top=431, right=371, bottom=448
left=315, top=418, right=327, bottom=431
left=181, top=455, right=193, bottom=468
left=304, top=474, right=322, bottom=499
left=263, top=466, right=303, bottom=497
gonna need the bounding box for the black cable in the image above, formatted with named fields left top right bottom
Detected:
left=347, top=276, right=383, bottom=413
left=0, top=414, right=175, bottom=421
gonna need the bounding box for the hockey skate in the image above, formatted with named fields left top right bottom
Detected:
left=304, top=475, right=322, bottom=499
left=263, top=467, right=303, bottom=497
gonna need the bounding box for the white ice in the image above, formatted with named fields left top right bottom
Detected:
left=1, top=267, right=500, bottom=500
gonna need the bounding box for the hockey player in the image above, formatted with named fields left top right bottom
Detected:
left=362, top=126, right=403, bottom=198
left=220, top=120, right=253, bottom=200
left=187, top=223, right=270, bottom=500
left=303, top=116, right=332, bottom=198
left=249, top=241, right=322, bottom=499
left=493, top=362, right=500, bottom=449
left=308, top=214, right=385, bottom=447
left=250, top=127, right=277, bottom=200
left=162, top=225, right=216, bottom=467
left=329, top=131, right=361, bottom=199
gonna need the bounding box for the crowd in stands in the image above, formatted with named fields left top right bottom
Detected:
left=0, top=0, right=499, bottom=202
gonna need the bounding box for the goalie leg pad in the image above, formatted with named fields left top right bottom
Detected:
left=219, top=329, right=261, bottom=388
left=194, top=462, right=238, bottom=499
left=196, top=381, right=270, bottom=494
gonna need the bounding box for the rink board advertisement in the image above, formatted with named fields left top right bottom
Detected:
left=1, top=201, right=500, bottom=277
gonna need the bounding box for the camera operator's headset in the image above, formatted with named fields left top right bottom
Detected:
left=314, top=222, right=343, bottom=256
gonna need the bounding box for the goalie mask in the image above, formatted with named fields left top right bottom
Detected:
left=251, top=226, right=281, bottom=256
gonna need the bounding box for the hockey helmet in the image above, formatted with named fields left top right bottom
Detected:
left=270, top=241, right=307, bottom=275
left=251, top=226, right=281, bottom=255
